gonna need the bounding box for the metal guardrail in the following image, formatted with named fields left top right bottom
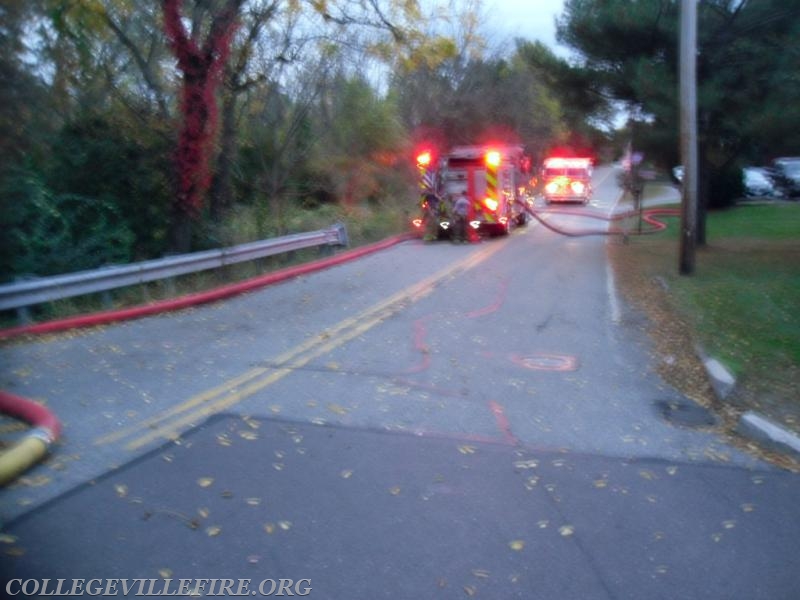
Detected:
left=0, top=223, right=348, bottom=313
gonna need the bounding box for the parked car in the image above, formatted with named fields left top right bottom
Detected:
left=772, top=157, right=800, bottom=197
left=672, top=165, right=785, bottom=199
left=743, top=167, right=784, bottom=198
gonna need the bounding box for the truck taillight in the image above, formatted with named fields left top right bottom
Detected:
left=484, top=197, right=498, bottom=211
left=416, top=151, right=432, bottom=167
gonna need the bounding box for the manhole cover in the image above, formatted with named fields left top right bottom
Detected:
left=655, top=399, right=717, bottom=428
left=511, top=353, right=579, bottom=372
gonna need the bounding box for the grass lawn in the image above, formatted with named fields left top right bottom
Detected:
left=609, top=200, right=800, bottom=435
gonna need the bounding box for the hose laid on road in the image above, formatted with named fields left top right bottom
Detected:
left=0, top=391, right=62, bottom=486
left=526, top=205, right=681, bottom=237
left=0, top=233, right=416, bottom=341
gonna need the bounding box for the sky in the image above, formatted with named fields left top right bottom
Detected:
left=485, top=0, right=569, bottom=55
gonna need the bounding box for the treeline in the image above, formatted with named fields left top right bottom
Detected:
left=5, top=1, right=795, bottom=283
left=0, top=0, right=595, bottom=283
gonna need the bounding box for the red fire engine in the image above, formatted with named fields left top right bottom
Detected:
left=541, top=157, right=593, bottom=205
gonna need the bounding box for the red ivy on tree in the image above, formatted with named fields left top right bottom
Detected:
left=162, top=0, right=242, bottom=219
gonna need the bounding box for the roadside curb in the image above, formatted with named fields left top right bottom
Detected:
left=696, top=346, right=800, bottom=459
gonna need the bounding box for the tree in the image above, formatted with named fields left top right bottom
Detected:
left=311, top=74, right=406, bottom=206
left=555, top=0, right=800, bottom=240
left=162, top=0, right=244, bottom=251
left=0, top=0, right=54, bottom=169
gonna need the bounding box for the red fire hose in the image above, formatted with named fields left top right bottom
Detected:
left=0, top=391, right=62, bottom=485
left=526, top=205, right=681, bottom=237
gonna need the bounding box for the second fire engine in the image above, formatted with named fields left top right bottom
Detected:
left=541, top=157, right=593, bottom=205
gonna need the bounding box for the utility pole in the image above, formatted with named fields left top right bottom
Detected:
left=679, top=0, right=698, bottom=275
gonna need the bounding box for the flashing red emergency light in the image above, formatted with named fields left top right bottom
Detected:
left=416, top=151, right=432, bottom=167
left=543, top=157, right=592, bottom=169
left=485, top=150, right=502, bottom=168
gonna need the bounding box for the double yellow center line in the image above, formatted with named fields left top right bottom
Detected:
left=95, top=241, right=506, bottom=451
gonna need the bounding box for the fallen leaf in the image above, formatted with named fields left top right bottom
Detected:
left=389, top=486, right=402, bottom=496
left=278, top=521, right=292, bottom=531
left=263, top=523, right=275, bottom=534
left=158, top=569, right=172, bottom=579
left=509, top=540, right=525, bottom=551
left=206, top=526, right=221, bottom=537
left=340, top=469, right=354, bottom=479
left=239, top=430, right=258, bottom=441
left=471, top=569, right=490, bottom=579
left=197, top=507, right=210, bottom=519
left=327, top=403, right=348, bottom=415
left=458, top=445, right=477, bottom=455
left=114, top=484, right=128, bottom=498
left=559, top=525, right=575, bottom=537
left=0, top=534, right=17, bottom=544
left=197, top=477, right=214, bottom=488
left=245, top=497, right=261, bottom=506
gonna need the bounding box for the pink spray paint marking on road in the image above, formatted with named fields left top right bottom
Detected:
left=488, top=400, right=518, bottom=445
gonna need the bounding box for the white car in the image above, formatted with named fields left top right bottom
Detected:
left=743, top=167, right=783, bottom=198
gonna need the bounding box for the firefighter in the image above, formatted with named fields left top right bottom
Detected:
left=466, top=195, right=481, bottom=243
left=422, top=192, right=443, bottom=241
left=452, top=191, right=470, bottom=243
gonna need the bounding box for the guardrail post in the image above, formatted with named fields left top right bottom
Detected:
left=13, top=276, right=36, bottom=324
left=334, top=222, right=349, bottom=247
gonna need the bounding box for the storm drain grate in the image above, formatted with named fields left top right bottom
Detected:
left=655, top=399, right=718, bottom=429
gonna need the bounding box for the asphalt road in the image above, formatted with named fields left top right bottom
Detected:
left=1, top=166, right=798, bottom=598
